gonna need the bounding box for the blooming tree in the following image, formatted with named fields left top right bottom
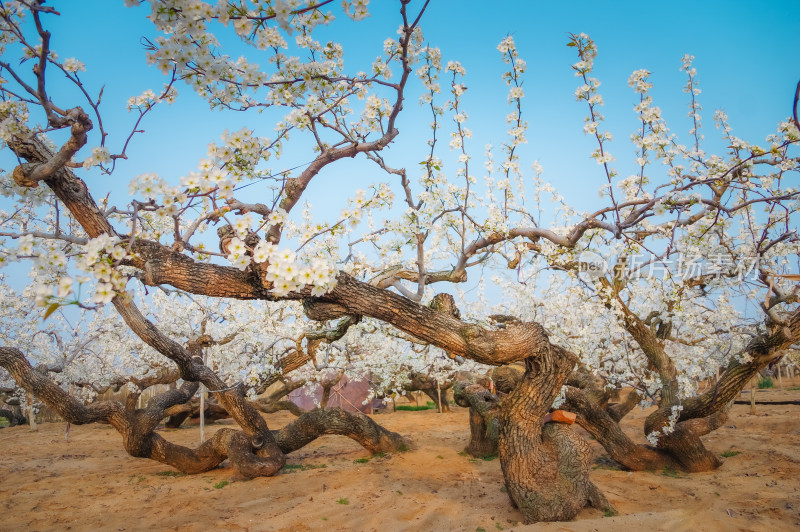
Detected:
left=0, top=0, right=798, bottom=523
left=461, top=34, right=800, bottom=473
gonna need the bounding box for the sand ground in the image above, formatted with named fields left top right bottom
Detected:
left=1, top=383, right=799, bottom=532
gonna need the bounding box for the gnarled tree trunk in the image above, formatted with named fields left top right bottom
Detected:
left=163, top=397, right=232, bottom=428
left=405, top=371, right=452, bottom=412
left=563, top=308, right=800, bottom=473
left=0, top=407, right=26, bottom=427
left=454, top=359, right=610, bottom=522
left=273, top=407, right=408, bottom=454
left=453, top=380, right=499, bottom=458
left=498, top=348, right=610, bottom=523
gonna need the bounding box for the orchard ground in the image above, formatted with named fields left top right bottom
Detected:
left=1, top=384, right=799, bottom=531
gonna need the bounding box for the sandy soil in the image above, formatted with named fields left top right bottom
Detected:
left=1, top=384, right=799, bottom=532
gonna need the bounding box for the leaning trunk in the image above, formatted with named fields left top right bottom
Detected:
left=564, top=385, right=686, bottom=471
left=272, top=407, right=409, bottom=454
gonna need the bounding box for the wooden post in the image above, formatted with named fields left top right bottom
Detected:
left=199, top=384, right=205, bottom=443
left=66, top=386, right=72, bottom=440
left=200, top=350, right=207, bottom=443
left=749, top=376, right=757, bottom=415
left=435, top=358, right=442, bottom=414
left=333, top=387, right=361, bottom=412
left=26, top=393, right=37, bottom=431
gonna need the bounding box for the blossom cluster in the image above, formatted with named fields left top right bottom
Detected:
left=27, top=233, right=130, bottom=308
left=141, top=0, right=348, bottom=112
left=74, top=234, right=130, bottom=304
left=646, top=405, right=684, bottom=445
left=621, top=69, right=675, bottom=200
left=62, top=57, right=86, bottom=73
left=226, top=234, right=337, bottom=297
left=681, top=54, right=703, bottom=139
left=416, top=45, right=442, bottom=105
left=0, top=100, right=30, bottom=146
left=341, top=0, right=370, bottom=21
left=82, top=146, right=111, bottom=169
left=569, top=33, right=617, bottom=175
left=126, top=85, right=178, bottom=112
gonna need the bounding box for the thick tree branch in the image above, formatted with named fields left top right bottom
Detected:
left=271, top=407, right=408, bottom=454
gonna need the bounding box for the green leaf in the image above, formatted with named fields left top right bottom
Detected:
left=43, top=303, right=60, bottom=321
left=567, top=42, right=577, bottom=47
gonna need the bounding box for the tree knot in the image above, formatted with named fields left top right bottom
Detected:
left=12, top=163, right=40, bottom=188
left=428, top=293, right=461, bottom=319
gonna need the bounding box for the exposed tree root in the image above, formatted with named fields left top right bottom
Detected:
left=272, top=407, right=409, bottom=454
left=1, top=347, right=409, bottom=478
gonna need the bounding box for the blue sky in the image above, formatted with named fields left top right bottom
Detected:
left=3, top=0, right=799, bottom=242
left=0, top=0, right=795, bottom=343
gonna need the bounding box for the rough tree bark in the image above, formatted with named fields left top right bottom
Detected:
left=163, top=384, right=308, bottom=428
left=451, top=365, right=530, bottom=458
left=454, top=355, right=611, bottom=522
left=252, top=399, right=306, bottom=417
left=497, top=346, right=610, bottom=523
left=251, top=376, right=309, bottom=417
left=112, top=296, right=287, bottom=477
left=0, top=346, right=248, bottom=475
left=165, top=346, right=315, bottom=427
